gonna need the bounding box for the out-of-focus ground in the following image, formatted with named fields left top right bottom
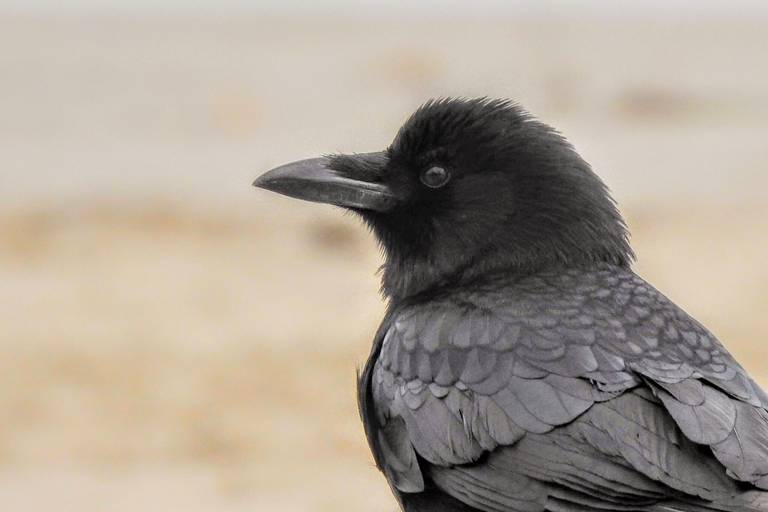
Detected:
left=1, top=10, right=767, bottom=512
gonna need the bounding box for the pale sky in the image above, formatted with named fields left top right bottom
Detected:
left=2, top=0, right=767, bottom=16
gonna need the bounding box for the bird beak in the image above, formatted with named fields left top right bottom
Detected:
left=253, top=155, right=396, bottom=212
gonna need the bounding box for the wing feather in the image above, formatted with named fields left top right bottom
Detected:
left=366, top=265, right=768, bottom=508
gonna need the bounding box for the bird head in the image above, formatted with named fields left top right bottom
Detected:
left=254, top=98, right=633, bottom=299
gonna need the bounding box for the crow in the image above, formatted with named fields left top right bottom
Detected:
left=253, top=98, right=768, bottom=511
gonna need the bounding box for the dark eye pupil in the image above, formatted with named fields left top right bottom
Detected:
left=421, top=166, right=450, bottom=188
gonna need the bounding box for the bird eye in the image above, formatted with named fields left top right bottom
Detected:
left=420, top=166, right=450, bottom=188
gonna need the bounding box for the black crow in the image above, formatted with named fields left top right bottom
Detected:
left=253, top=98, right=768, bottom=511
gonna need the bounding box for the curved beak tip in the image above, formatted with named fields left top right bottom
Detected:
left=251, top=174, right=270, bottom=189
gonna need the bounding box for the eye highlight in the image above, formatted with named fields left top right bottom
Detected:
left=420, top=166, right=450, bottom=188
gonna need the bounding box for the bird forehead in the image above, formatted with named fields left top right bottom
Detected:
left=390, top=98, right=527, bottom=161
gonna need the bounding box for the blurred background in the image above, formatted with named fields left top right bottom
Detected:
left=1, top=1, right=767, bottom=511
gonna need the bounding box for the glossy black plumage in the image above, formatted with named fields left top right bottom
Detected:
left=364, top=266, right=768, bottom=511
left=254, top=98, right=768, bottom=511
